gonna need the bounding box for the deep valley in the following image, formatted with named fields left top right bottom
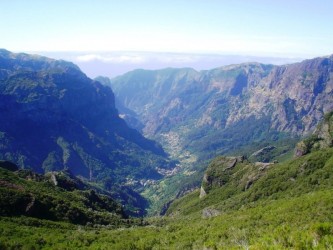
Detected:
left=1, top=49, right=333, bottom=249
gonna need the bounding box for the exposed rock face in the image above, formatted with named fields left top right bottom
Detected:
left=110, top=56, right=333, bottom=161
left=294, top=111, right=333, bottom=157
left=254, top=162, right=274, bottom=171
left=0, top=49, right=171, bottom=183
left=45, top=170, right=86, bottom=191
left=25, top=195, right=36, bottom=214
left=200, top=156, right=244, bottom=195
left=50, top=173, right=58, bottom=186
left=199, top=155, right=277, bottom=198
left=250, top=146, right=276, bottom=157
left=249, top=146, right=279, bottom=163
left=199, top=186, right=207, bottom=199
left=294, top=141, right=309, bottom=157
left=202, top=207, right=220, bottom=218
left=0, top=166, right=127, bottom=224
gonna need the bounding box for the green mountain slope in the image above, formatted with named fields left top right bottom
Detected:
left=1, top=131, right=333, bottom=249
left=167, top=148, right=333, bottom=217
left=0, top=49, right=178, bottom=215
left=108, top=55, right=333, bottom=214
left=1, top=49, right=333, bottom=249
left=110, top=56, right=333, bottom=163
left=166, top=112, right=333, bottom=217
left=0, top=162, right=126, bottom=226
left=295, top=111, right=333, bottom=157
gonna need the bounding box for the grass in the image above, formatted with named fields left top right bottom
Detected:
left=1, top=189, right=332, bottom=249
left=1, top=148, right=333, bottom=249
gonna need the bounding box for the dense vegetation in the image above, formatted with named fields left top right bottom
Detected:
left=109, top=56, right=333, bottom=213
left=1, top=50, right=333, bottom=249
left=1, top=141, right=333, bottom=248
left=142, top=129, right=298, bottom=215
left=0, top=48, right=173, bottom=182
left=1, top=189, right=332, bottom=249
left=0, top=163, right=130, bottom=226
left=0, top=49, right=177, bottom=215
left=168, top=147, right=333, bottom=216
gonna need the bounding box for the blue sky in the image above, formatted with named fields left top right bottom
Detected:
left=1, top=0, right=332, bottom=57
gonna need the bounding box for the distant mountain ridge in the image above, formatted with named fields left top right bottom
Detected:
left=0, top=49, right=172, bottom=186
left=110, top=55, right=333, bottom=162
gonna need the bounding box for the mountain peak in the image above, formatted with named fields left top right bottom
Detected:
left=0, top=50, right=170, bottom=187
left=0, top=49, right=81, bottom=73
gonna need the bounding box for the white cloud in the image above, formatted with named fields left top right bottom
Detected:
left=75, top=52, right=203, bottom=66
left=76, top=54, right=146, bottom=64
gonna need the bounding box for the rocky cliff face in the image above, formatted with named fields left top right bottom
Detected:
left=199, top=155, right=275, bottom=200
left=0, top=165, right=128, bottom=224
left=240, top=56, right=333, bottom=134
left=295, top=111, right=333, bottom=157
left=200, top=156, right=244, bottom=197
left=199, top=111, right=333, bottom=204
left=111, top=55, right=333, bottom=161
left=0, top=49, right=171, bottom=184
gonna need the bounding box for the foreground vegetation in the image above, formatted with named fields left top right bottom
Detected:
left=1, top=189, right=332, bottom=249
left=1, top=145, right=333, bottom=249
left=0, top=165, right=128, bottom=226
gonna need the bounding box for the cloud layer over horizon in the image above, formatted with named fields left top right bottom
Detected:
left=38, top=51, right=305, bottom=78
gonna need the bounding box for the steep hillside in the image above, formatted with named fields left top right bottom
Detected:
left=167, top=113, right=333, bottom=217
left=111, top=56, right=333, bottom=163
left=109, top=56, right=333, bottom=214
left=0, top=161, right=126, bottom=226
left=295, top=111, right=333, bottom=157
left=2, top=118, right=333, bottom=249
left=0, top=49, right=178, bottom=215
left=0, top=49, right=172, bottom=180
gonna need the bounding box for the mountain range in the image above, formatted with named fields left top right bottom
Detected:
left=2, top=109, right=333, bottom=249
left=1, top=49, right=333, bottom=214
left=110, top=55, right=333, bottom=162
left=103, top=54, right=333, bottom=213
left=0, top=49, right=174, bottom=215
left=1, top=49, right=333, bottom=248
